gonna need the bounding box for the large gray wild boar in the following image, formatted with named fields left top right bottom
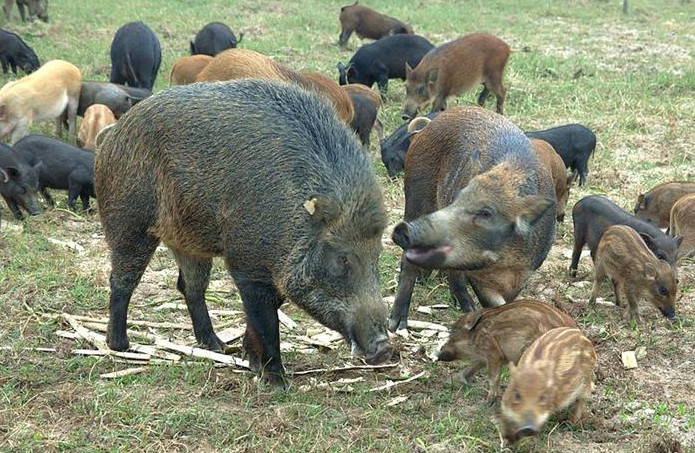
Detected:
left=95, top=80, right=393, bottom=385
left=389, top=107, right=556, bottom=331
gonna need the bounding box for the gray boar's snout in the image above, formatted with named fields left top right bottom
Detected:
left=392, top=218, right=452, bottom=268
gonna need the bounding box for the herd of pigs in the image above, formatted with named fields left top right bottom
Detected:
left=0, top=0, right=693, bottom=445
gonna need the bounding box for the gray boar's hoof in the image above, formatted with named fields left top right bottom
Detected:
left=95, top=79, right=391, bottom=382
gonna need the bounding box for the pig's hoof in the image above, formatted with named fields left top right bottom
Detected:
left=107, top=335, right=130, bottom=352
left=262, top=370, right=288, bottom=388
left=199, top=334, right=228, bottom=353
left=388, top=314, right=407, bottom=332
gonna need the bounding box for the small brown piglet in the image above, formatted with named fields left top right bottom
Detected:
left=437, top=299, right=576, bottom=403
left=500, top=327, right=596, bottom=444
left=590, top=224, right=678, bottom=322
left=669, top=193, right=695, bottom=260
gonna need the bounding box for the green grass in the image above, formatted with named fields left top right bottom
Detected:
left=1, top=0, right=695, bottom=451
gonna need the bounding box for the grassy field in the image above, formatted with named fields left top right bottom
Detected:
left=1, top=0, right=695, bottom=451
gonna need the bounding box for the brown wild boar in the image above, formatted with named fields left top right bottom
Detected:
left=389, top=107, right=556, bottom=331
left=500, top=327, right=596, bottom=443
left=0, top=59, right=82, bottom=144
left=169, top=54, right=213, bottom=86
left=338, top=2, right=413, bottom=48
left=670, top=193, right=695, bottom=259
left=401, top=33, right=509, bottom=120
left=634, top=181, right=695, bottom=230
left=437, top=300, right=577, bottom=402
left=77, top=104, right=117, bottom=151
left=530, top=138, right=570, bottom=222
left=341, top=83, right=381, bottom=148
left=590, top=225, right=678, bottom=322
left=196, top=49, right=354, bottom=124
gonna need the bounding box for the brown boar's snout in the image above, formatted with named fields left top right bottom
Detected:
left=392, top=220, right=452, bottom=268
left=517, top=424, right=538, bottom=438
left=437, top=348, right=456, bottom=362
left=663, top=306, right=677, bottom=321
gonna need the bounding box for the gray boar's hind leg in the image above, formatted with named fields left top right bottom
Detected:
left=234, top=274, right=286, bottom=386
left=172, top=251, right=227, bottom=351
left=447, top=270, right=476, bottom=312
left=107, top=238, right=160, bottom=351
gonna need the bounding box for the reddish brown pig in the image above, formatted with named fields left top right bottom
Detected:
left=589, top=225, right=678, bottom=322
left=670, top=193, right=695, bottom=259
left=341, top=83, right=381, bottom=148
left=389, top=107, right=556, bottom=331
left=402, top=33, right=509, bottom=120
left=169, top=54, right=213, bottom=86
left=338, top=3, right=413, bottom=48
left=438, top=300, right=576, bottom=402
left=77, top=104, right=116, bottom=151
left=196, top=49, right=354, bottom=124
left=634, top=181, right=695, bottom=230
left=500, top=327, right=596, bottom=443
left=530, top=138, right=570, bottom=222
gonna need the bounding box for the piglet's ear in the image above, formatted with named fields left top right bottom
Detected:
left=515, top=196, right=554, bottom=234
left=461, top=311, right=483, bottom=331
left=643, top=262, right=657, bottom=281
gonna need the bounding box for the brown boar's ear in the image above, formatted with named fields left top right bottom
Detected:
left=426, top=68, right=439, bottom=85
left=304, top=196, right=341, bottom=224
left=461, top=311, right=483, bottom=331
left=514, top=196, right=554, bottom=234
left=406, top=116, right=431, bottom=134
left=469, top=149, right=483, bottom=176
left=405, top=62, right=413, bottom=78
left=643, top=262, right=657, bottom=281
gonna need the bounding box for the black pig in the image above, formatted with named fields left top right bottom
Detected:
left=13, top=135, right=95, bottom=211
left=0, top=143, right=40, bottom=219
left=569, top=195, right=681, bottom=278
left=95, top=80, right=393, bottom=384
left=109, top=21, right=161, bottom=90
left=78, top=82, right=151, bottom=117
left=337, top=34, right=434, bottom=97
left=379, top=111, right=440, bottom=178
left=525, top=124, right=596, bottom=186
left=190, top=22, right=243, bottom=56
left=0, top=28, right=39, bottom=74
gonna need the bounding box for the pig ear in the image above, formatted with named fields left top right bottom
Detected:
left=405, top=62, right=413, bottom=78
left=0, top=167, right=8, bottom=183
left=406, top=117, right=431, bottom=134
left=426, top=68, right=439, bottom=84
left=461, top=311, right=483, bottom=331
left=469, top=149, right=483, bottom=176
left=304, top=196, right=340, bottom=224
left=514, top=196, right=554, bottom=234
left=32, top=161, right=43, bottom=173
left=643, top=262, right=657, bottom=280
left=673, top=235, right=684, bottom=249
left=638, top=232, right=655, bottom=250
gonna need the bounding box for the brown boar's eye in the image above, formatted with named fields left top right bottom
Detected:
left=417, top=86, right=426, bottom=96
left=475, top=208, right=493, bottom=221
left=513, top=390, right=521, bottom=404
left=329, top=253, right=350, bottom=277
left=538, top=395, right=547, bottom=405
left=658, top=285, right=669, bottom=296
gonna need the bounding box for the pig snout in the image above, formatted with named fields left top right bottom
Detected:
left=663, top=306, right=677, bottom=321
left=437, top=348, right=456, bottom=362
left=364, top=336, right=394, bottom=365
left=392, top=220, right=452, bottom=268
left=517, top=424, right=538, bottom=438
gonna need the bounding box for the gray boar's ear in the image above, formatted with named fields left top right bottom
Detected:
left=643, top=261, right=657, bottom=280
left=514, top=196, right=554, bottom=234
left=426, top=68, right=439, bottom=84
left=461, top=311, right=483, bottom=331
left=304, top=196, right=341, bottom=224
left=639, top=232, right=655, bottom=250
left=405, top=62, right=413, bottom=77
left=406, top=117, right=431, bottom=135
